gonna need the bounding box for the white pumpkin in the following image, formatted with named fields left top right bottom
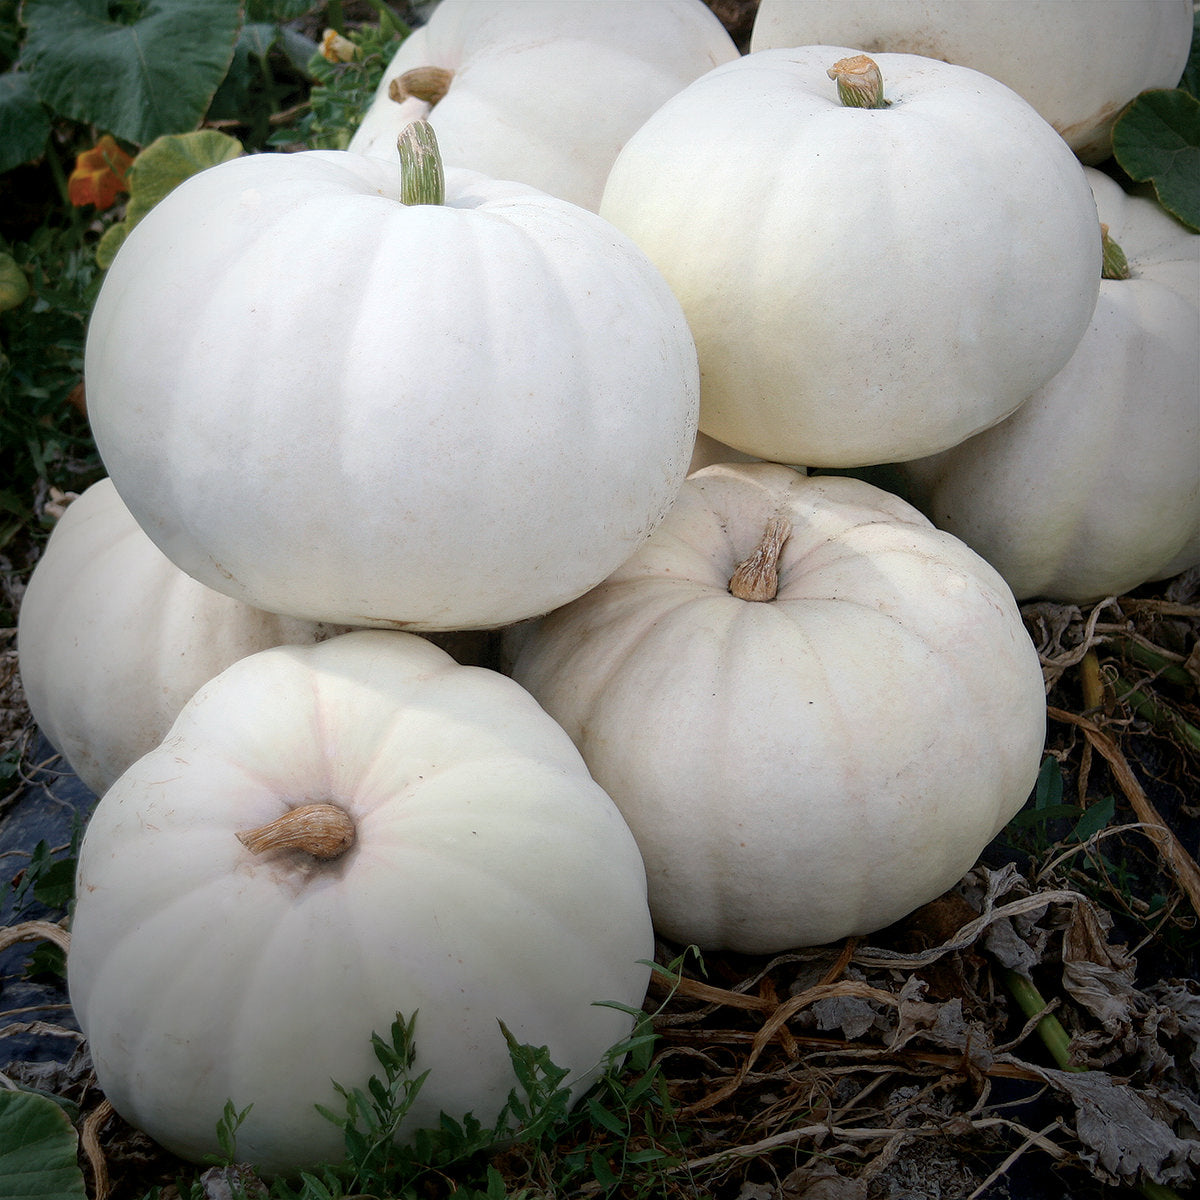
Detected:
left=896, top=169, right=1200, bottom=603
left=599, top=46, right=1102, bottom=468
left=16, top=478, right=344, bottom=796
left=750, top=0, right=1193, bottom=163
left=507, top=463, right=1047, bottom=954
left=348, top=0, right=739, bottom=210
left=67, top=630, right=654, bottom=1175
left=84, top=138, right=698, bottom=630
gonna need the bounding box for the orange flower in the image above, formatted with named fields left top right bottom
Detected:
left=68, top=135, right=134, bottom=209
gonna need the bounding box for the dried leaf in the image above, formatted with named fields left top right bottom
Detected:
left=1036, top=1067, right=1200, bottom=1187
left=67, top=134, right=133, bottom=208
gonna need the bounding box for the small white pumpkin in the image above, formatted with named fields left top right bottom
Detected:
left=896, top=169, right=1200, bottom=603
left=507, top=463, right=1047, bottom=954
left=750, top=0, right=1193, bottom=163
left=85, top=131, right=698, bottom=630
left=67, top=630, right=654, bottom=1175
left=16, top=478, right=344, bottom=796
left=599, top=46, right=1102, bottom=467
left=348, top=0, right=739, bottom=210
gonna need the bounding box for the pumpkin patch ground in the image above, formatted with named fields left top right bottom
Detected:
left=1, top=1, right=1198, bottom=1198
left=2, top=552, right=1198, bottom=1199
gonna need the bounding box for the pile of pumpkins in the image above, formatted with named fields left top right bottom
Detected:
left=16, top=0, right=1198, bottom=1177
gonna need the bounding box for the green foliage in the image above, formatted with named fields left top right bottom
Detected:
left=0, top=221, right=104, bottom=544
left=0, top=68, right=52, bottom=173
left=1112, top=88, right=1200, bottom=232
left=19, top=0, right=245, bottom=146
left=96, top=129, right=245, bottom=268
left=164, top=951, right=698, bottom=1200
left=1006, top=754, right=1119, bottom=848
left=0, top=1089, right=88, bottom=1200
left=1179, top=7, right=1200, bottom=99
left=1109, top=7, right=1200, bottom=232
left=269, top=19, right=409, bottom=151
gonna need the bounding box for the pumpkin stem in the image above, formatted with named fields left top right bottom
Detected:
left=828, top=54, right=889, bottom=109
left=237, top=803, right=356, bottom=861
left=729, top=516, right=791, bottom=602
left=389, top=65, right=454, bottom=107
left=399, top=120, right=445, bottom=207
left=1099, top=223, right=1131, bottom=281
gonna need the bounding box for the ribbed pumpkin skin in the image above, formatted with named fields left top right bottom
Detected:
left=67, top=631, right=654, bottom=1176
left=348, top=0, right=739, bottom=210
left=897, top=168, right=1200, bottom=603
left=16, top=478, right=343, bottom=796
left=750, top=0, right=1193, bottom=163
left=85, top=151, right=698, bottom=630
left=599, top=47, right=1102, bottom=468
left=508, top=464, right=1047, bottom=954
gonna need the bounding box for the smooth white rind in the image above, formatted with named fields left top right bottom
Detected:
left=16, top=479, right=342, bottom=795
left=599, top=47, right=1102, bottom=467
left=898, top=169, right=1200, bottom=602
left=750, top=0, right=1193, bottom=162
left=85, top=152, right=698, bottom=629
left=348, top=0, right=739, bottom=210
left=68, top=630, right=654, bottom=1175
left=509, top=464, right=1047, bottom=953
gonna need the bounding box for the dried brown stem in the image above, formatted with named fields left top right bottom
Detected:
left=729, top=516, right=791, bottom=602
left=388, top=65, right=453, bottom=106
left=236, top=803, right=356, bottom=860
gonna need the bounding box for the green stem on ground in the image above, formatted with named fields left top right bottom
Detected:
left=1000, top=968, right=1081, bottom=1071
left=1001, top=970, right=1187, bottom=1200
left=325, top=0, right=345, bottom=33
left=1080, top=649, right=1106, bottom=712
left=1118, top=639, right=1195, bottom=689
left=1112, top=673, right=1200, bottom=753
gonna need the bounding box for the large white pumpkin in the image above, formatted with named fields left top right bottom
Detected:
left=67, top=630, right=654, bottom=1175
left=348, top=0, right=738, bottom=210
left=599, top=46, right=1102, bottom=467
left=16, top=479, right=346, bottom=796
left=896, top=169, right=1200, bottom=603
left=507, top=463, right=1047, bottom=953
left=750, top=0, right=1193, bottom=163
left=84, top=143, right=698, bottom=630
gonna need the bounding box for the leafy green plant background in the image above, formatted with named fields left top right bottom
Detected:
left=0, top=0, right=410, bottom=573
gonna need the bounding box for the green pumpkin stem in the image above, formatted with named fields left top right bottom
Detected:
left=730, top=516, right=791, bottom=602
left=828, top=54, right=890, bottom=109
left=399, top=120, right=445, bottom=207
left=1100, top=223, right=1131, bottom=280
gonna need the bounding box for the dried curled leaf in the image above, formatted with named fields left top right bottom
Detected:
left=67, top=134, right=132, bottom=209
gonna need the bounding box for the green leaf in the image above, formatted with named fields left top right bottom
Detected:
left=127, top=129, right=243, bottom=217
left=0, top=251, right=29, bottom=311
left=0, top=1090, right=87, bottom=1200
left=0, top=69, right=51, bottom=172
left=586, top=1096, right=627, bottom=1136
left=96, top=130, right=243, bottom=269
left=20, top=0, right=243, bottom=144
left=1111, top=88, right=1200, bottom=231
left=1179, top=9, right=1199, bottom=99
left=1033, top=754, right=1063, bottom=809
left=1070, top=794, right=1116, bottom=843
